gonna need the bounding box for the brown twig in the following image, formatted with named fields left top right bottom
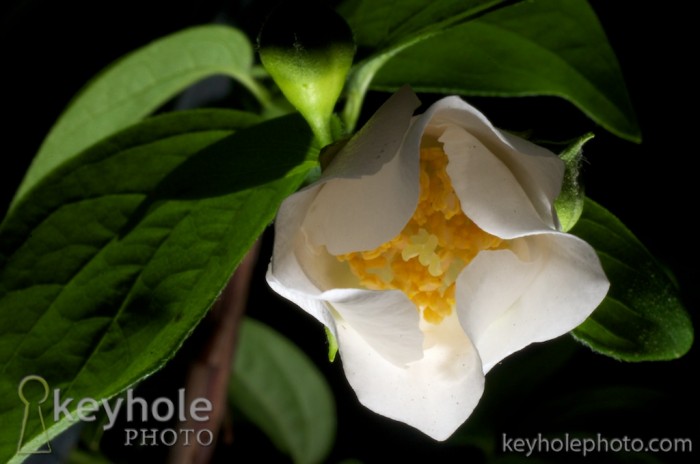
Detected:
left=167, top=240, right=261, bottom=464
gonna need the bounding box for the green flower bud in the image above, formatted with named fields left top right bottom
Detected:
left=258, top=1, right=355, bottom=146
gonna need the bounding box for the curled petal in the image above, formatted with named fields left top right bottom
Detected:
left=303, top=86, right=421, bottom=254
left=267, top=184, right=338, bottom=329
left=420, top=97, right=564, bottom=236
left=456, top=233, right=609, bottom=372
left=267, top=176, right=425, bottom=366
left=441, top=126, right=550, bottom=238
left=323, top=288, right=423, bottom=365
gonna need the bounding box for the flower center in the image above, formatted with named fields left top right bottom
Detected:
left=337, top=143, right=502, bottom=324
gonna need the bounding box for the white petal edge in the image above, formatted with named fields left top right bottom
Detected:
left=335, top=311, right=484, bottom=440
left=441, top=126, right=549, bottom=238
left=456, top=233, right=609, bottom=372
left=267, top=212, right=425, bottom=365
left=267, top=269, right=424, bottom=366
left=324, top=288, right=423, bottom=365
left=418, top=96, right=564, bottom=235
left=267, top=129, right=425, bottom=366
left=303, top=86, right=422, bottom=254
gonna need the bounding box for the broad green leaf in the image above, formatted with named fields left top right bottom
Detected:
left=338, top=0, right=507, bottom=49
left=230, top=318, right=336, bottom=464
left=339, top=0, right=511, bottom=129
left=369, top=0, right=640, bottom=142
left=0, top=110, right=317, bottom=462
left=11, top=25, right=269, bottom=210
left=570, top=199, right=693, bottom=361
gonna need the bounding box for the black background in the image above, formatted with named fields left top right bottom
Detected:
left=1, top=1, right=697, bottom=462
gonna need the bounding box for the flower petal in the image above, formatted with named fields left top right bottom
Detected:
left=323, top=288, right=423, bottom=365
left=267, top=184, right=337, bottom=328
left=267, top=180, right=424, bottom=366
left=335, top=311, right=484, bottom=440
left=441, top=126, right=549, bottom=238
left=455, top=233, right=609, bottom=372
left=303, top=86, right=422, bottom=254
left=415, top=96, right=564, bottom=237
left=267, top=257, right=425, bottom=367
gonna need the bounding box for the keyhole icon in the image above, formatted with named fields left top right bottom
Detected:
left=17, top=375, right=52, bottom=454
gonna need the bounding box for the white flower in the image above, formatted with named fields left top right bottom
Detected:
left=266, top=87, right=609, bottom=440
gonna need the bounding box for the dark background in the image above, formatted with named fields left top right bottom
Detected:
left=1, top=1, right=697, bottom=463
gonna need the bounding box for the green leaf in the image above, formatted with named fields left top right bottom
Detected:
left=0, top=110, right=317, bottom=462
left=11, top=25, right=268, bottom=211
left=230, top=318, right=336, bottom=464
left=369, top=0, right=640, bottom=142
left=339, top=0, right=510, bottom=129
left=570, top=199, right=693, bottom=361
left=339, top=0, right=507, bottom=49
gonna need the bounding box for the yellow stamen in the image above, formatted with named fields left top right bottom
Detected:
left=337, top=144, right=502, bottom=323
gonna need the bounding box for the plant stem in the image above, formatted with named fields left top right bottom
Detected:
left=167, top=240, right=260, bottom=464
